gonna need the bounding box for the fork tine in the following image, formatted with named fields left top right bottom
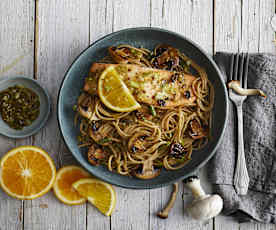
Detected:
left=242, top=53, right=249, bottom=89
left=238, top=53, right=245, bottom=83
left=233, top=53, right=239, bottom=81
left=229, top=54, right=235, bottom=81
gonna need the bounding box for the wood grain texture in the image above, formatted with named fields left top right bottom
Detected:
left=150, top=0, right=213, bottom=229
left=0, top=0, right=34, bottom=229
left=23, top=1, right=89, bottom=229
left=0, top=0, right=275, bottom=229
left=214, top=0, right=241, bottom=52
left=258, top=0, right=276, bottom=52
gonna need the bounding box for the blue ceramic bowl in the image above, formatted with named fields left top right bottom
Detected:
left=58, top=27, right=228, bottom=189
left=0, top=76, right=50, bottom=139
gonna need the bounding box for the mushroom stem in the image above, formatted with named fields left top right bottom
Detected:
left=228, top=80, right=266, bottom=98
left=185, top=178, right=205, bottom=199
left=157, top=183, right=179, bottom=219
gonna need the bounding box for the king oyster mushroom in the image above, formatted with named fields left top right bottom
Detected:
left=157, top=183, right=179, bottom=219
left=183, top=176, right=223, bottom=220
left=134, top=159, right=161, bottom=179
left=189, top=120, right=208, bottom=140
left=228, top=80, right=266, bottom=98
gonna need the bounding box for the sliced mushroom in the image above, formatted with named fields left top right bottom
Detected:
left=134, top=159, right=161, bottom=179
left=87, top=145, right=107, bottom=166
left=228, top=80, right=266, bottom=98
left=153, top=45, right=180, bottom=70
left=108, top=47, right=129, bottom=64
left=78, top=106, right=100, bottom=122
left=88, top=123, right=113, bottom=144
left=189, top=120, right=207, bottom=140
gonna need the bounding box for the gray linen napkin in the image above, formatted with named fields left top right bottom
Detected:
left=208, top=53, right=276, bottom=223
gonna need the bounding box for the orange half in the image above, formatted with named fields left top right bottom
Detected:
left=0, top=146, right=56, bottom=200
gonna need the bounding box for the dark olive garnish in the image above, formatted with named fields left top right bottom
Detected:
left=91, top=121, right=99, bottom=132
left=164, top=60, right=173, bottom=70
left=131, top=146, right=137, bottom=153
left=169, top=143, right=186, bottom=159
left=185, top=91, right=191, bottom=99
left=157, top=99, right=166, bottom=107
left=0, top=85, right=40, bottom=130
left=171, top=73, right=179, bottom=82
left=140, top=135, right=147, bottom=140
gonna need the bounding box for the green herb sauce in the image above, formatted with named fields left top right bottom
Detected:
left=0, top=85, right=40, bottom=130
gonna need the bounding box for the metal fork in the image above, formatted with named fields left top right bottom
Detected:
left=228, top=53, right=250, bottom=195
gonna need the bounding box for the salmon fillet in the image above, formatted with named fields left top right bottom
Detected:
left=84, top=63, right=197, bottom=108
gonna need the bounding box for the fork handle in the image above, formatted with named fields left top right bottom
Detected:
left=234, top=104, right=250, bottom=195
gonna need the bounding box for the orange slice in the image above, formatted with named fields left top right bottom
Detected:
left=73, top=178, right=116, bottom=216
left=53, top=165, right=91, bottom=205
left=98, top=66, right=141, bottom=112
left=0, top=146, right=56, bottom=200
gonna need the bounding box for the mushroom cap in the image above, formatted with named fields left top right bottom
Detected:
left=134, top=159, right=161, bottom=179
left=134, top=167, right=161, bottom=179
left=187, top=194, right=223, bottom=220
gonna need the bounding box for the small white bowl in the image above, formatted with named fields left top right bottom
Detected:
left=0, top=76, right=51, bottom=138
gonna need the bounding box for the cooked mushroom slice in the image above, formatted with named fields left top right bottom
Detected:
left=228, top=80, right=266, bottom=98
left=157, top=183, right=179, bottom=219
left=183, top=176, right=223, bottom=220
left=153, top=45, right=180, bottom=70
left=87, top=145, right=107, bottom=166
left=189, top=120, right=207, bottom=140
left=78, top=106, right=100, bottom=122
left=108, top=47, right=129, bottom=64
left=89, top=123, right=113, bottom=144
left=134, top=159, right=161, bottom=179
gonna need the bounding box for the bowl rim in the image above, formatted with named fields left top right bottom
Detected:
left=57, top=27, right=229, bottom=189
left=0, top=76, right=51, bottom=139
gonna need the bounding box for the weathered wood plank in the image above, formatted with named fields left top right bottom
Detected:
left=0, top=0, right=34, bottom=229
left=214, top=0, right=241, bottom=52
left=150, top=0, right=213, bottom=229
left=88, top=1, right=151, bottom=229
left=23, top=1, right=89, bottom=229
left=258, top=0, right=276, bottom=52
left=214, top=0, right=276, bottom=229
left=89, top=1, right=152, bottom=230
left=111, top=1, right=151, bottom=229
left=86, top=1, right=112, bottom=229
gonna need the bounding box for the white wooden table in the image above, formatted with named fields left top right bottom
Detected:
left=0, top=0, right=275, bottom=229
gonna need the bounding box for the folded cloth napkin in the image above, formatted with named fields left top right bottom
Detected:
left=208, top=53, right=276, bottom=223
